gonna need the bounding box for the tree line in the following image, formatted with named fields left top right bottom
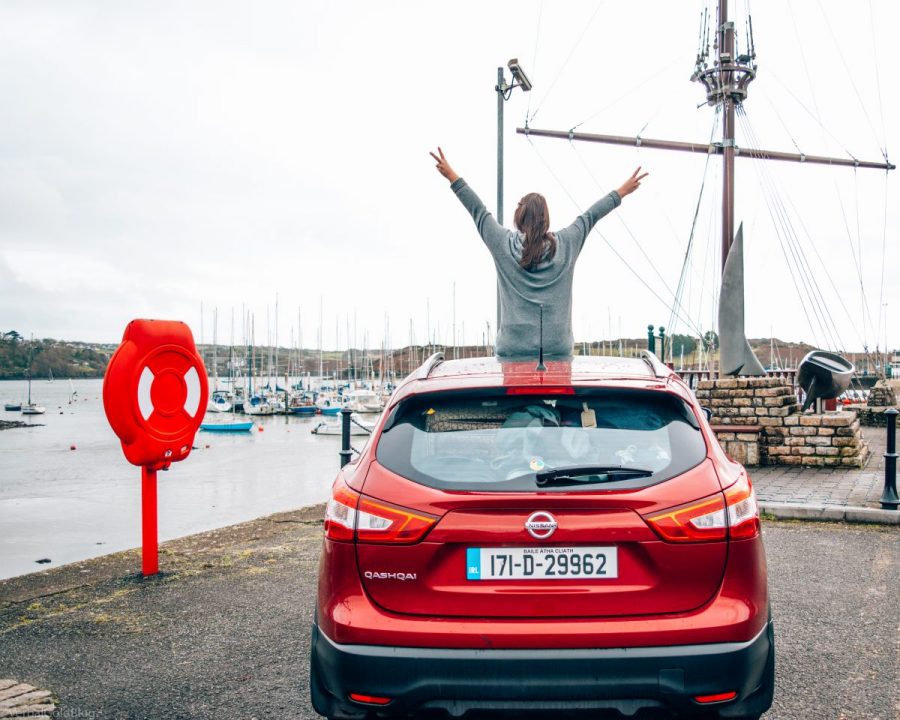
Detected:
left=0, top=331, right=114, bottom=380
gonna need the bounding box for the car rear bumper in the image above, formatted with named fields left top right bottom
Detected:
left=310, top=619, right=775, bottom=718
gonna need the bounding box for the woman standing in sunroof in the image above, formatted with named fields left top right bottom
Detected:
left=431, top=147, right=647, bottom=359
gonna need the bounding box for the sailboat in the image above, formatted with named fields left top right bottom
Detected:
left=21, top=337, right=45, bottom=416
left=205, top=308, right=234, bottom=413
left=21, top=372, right=45, bottom=415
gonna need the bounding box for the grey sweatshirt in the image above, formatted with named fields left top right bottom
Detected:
left=450, top=177, right=621, bottom=359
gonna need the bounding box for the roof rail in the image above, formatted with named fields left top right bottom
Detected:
left=416, top=352, right=445, bottom=380
left=639, top=350, right=670, bottom=379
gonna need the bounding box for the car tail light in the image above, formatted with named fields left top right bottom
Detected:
left=644, top=494, right=727, bottom=542
left=324, top=483, right=359, bottom=542
left=723, top=473, right=761, bottom=539
left=645, top=473, right=759, bottom=542
left=324, top=479, right=438, bottom=544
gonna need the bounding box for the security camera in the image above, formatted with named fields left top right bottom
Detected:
left=507, top=58, right=532, bottom=92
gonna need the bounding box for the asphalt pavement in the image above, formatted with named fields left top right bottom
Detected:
left=1, top=504, right=898, bottom=719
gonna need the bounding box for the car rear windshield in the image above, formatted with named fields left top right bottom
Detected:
left=375, top=388, right=708, bottom=492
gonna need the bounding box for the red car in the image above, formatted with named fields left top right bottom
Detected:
left=311, top=353, right=774, bottom=719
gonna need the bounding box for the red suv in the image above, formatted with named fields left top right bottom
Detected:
left=311, top=353, right=774, bottom=719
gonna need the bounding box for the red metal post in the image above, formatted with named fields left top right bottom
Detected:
left=141, top=465, right=159, bottom=576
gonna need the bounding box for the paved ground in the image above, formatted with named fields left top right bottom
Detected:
left=753, top=424, right=899, bottom=523
left=0, top=422, right=897, bottom=718
left=0, top=512, right=897, bottom=719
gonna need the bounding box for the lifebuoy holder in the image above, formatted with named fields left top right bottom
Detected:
left=103, top=319, right=208, bottom=576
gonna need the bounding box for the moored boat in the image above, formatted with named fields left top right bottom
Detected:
left=310, top=414, right=374, bottom=436
left=200, top=421, right=254, bottom=432
left=243, top=394, right=276, bottom=416
left=289, top=404, right=318, bottom=416
left=342, top=388, right=384, bottom=414
left=22, top=342, right=44, bottom=416
left=207, top=390, right=233, bottom=413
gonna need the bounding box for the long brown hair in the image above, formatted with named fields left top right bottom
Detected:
left=514, top=192, right=556, bottom=270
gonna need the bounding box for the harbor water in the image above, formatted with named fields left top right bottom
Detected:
left=0, top=378, right=355, bottom=581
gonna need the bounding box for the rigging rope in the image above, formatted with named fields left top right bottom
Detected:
left=741, top=108, right=843, bottom=350
left=780, top=181, right=867, bottom=350
left=524, top=0, right=545, bottom=126
left=787, top=3, right=824, bottom=143
left=697, top=173, right=719, bottom=351
left=737, top=108, right=828, bottom=348
left=737, top=106, right=874, bottom=379
left=852, top=169, right=876, bottom=345
left=764, top=70, right=857, bottom=162
left=569, top=56, right=684, bottom=131
left=567, top=142, right=678, bottom=303
left=524, top=136, right=706, bottom=338
left=868, top=0, right=889, bottom=158
left=527, top=1, right=605, bottom=126
left=876, top=170, right=889, bottom=355
left=816, top=0, right=885, bottom=157
left=760, top=44, right=883, bottom=352
left=666, top=109, right=720, bottom=339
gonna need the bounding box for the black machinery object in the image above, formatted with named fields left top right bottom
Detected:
left=797, top=351, right=855, bottom=412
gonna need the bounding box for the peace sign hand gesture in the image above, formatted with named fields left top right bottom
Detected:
left=616, top=167, right=649, bottom=198
left=430, top=147, right=460, bottom=183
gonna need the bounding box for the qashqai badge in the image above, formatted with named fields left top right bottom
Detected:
left=525, top=511, right=558, bottom=539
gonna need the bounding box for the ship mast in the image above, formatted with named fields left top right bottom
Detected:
left=516, top=0, right=893, bottom=376
left=720, top=1, right=739, bottom=270
left=518, top=0, right=893, bottom=278
left=692, top=0, right=757, bottom=270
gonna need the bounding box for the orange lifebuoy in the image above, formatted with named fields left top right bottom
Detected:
left=104, top=319, right=208, bottom=469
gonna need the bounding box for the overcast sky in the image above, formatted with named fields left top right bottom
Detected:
left=0, top=0, right=896, bottom=355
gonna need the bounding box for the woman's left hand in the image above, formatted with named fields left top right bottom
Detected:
left=616, top=167, right=649, bottom=198
left=430, top=147, right=460, bottom=183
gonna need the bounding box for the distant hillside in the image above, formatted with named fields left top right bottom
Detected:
left=0, top=328, right=880, bottom=381
left=0, top=332, right=116, bottom=380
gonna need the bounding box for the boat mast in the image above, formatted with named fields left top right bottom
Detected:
left=27, top=335, right=33, bottom=405
left=212, top=307, right=219, bottom=391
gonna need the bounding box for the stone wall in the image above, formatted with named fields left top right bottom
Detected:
left=711, top=427, right=762, bottom=466
left=695, top=378, right=799, bottom=467
left=695, top=379, right=869, bottom=468
left=764, top=412, right=869, bottom=468
left=868, top=382, right=897, bottom=407
left=853, top=406, right=898, bottom=427
left=694, top=377, right=800, bottom=426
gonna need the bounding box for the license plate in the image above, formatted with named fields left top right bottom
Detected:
left=466, top=546, right=618, bottom=580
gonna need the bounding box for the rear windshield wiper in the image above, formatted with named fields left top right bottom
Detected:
left=535, top=465, right=653, bottom=487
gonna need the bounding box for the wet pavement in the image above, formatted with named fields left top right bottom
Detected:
left=0, top=507, right=897, bottom=719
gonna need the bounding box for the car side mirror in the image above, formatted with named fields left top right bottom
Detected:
left=701, top=406, right=712, bottom=422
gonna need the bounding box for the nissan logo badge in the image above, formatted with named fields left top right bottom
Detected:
left=525, top=511, right=558, bottom=540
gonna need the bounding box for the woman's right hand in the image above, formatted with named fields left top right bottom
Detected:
left=616, top=166, right=649, bottom=198
left=430, top=147, right=460, bottom=183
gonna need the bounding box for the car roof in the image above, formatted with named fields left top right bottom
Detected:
left=392, top=354, right=680, bottom=401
